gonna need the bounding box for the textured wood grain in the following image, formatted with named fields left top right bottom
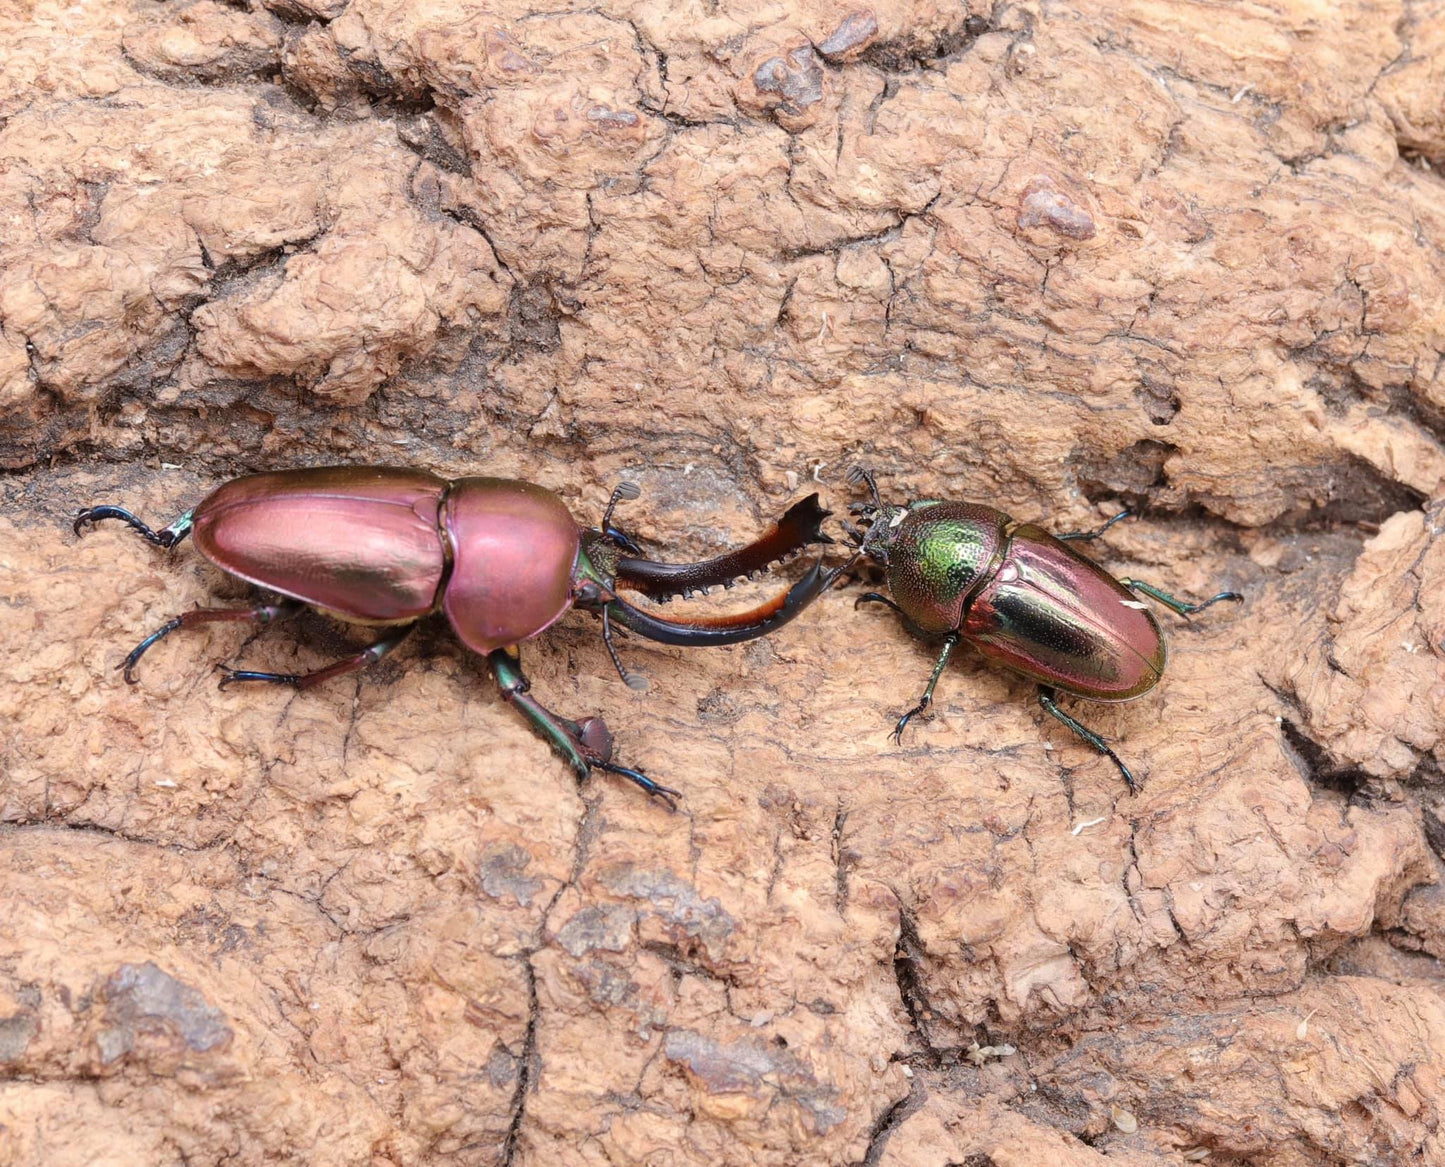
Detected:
left=3, top=0, right=1445, bottom=1163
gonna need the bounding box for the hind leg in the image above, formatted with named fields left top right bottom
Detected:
left=74, top=505, right=194, bottom=549
left=1118, top=579, right=1242, bottom=616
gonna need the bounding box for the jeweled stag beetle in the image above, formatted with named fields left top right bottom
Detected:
left=842, top=468, right=1241, bottom=791
left=74, top=466, right=839, bottom=806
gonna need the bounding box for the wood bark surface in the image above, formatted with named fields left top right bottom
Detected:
left=3, top=0, right=1445, bottom=1163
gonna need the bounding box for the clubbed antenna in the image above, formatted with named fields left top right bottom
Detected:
left=603, top=605, right=648, bottom=690
left=847, top=465, right=882, bottom=508
left=602, top=481, right=644, bottom=554
left=602, top=481, right=641, bottom=531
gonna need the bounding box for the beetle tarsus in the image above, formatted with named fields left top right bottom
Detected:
left=1056, top=509, right=1131, bottom=542
left=217, top=664, right=301, bottom=689
left=593, top=760, right=681, bottom=810
left=1119, top=579, right=1244, bottom=618
left=118, top=618, right=184, bottom=683
left=74, top=505, right=194, bottom=549
left=1038, top=686, right=1138, bottom=794
left=890, top=703, right=926, bottom=743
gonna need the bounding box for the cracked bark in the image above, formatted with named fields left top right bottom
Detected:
left=499, top=957, right=539, bottom=1167
left=4, top=0, right=1445, bottom=1162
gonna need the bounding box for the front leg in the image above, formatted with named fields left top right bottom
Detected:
left=889, top=633, right=959, bottom=743
left=487, top=648, right=680, bottom=809
left=854, top=592, right=933, bottom=641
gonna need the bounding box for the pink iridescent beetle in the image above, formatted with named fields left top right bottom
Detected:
left=75, top=466, right=840, bottom=805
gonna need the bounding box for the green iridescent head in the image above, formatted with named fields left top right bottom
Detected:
left=845, top=467, right=1013, bottom=635
left=844, top=466, right=923, bottom=567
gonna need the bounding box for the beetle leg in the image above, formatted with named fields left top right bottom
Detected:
left=487, top=648, right=680, bottom=809
left=1037, top=686, right=1138, bottom=794
left=216, top=623, right=415, bottom=691
left=854, top=591, right=905, bottom=616
left=591, top=760, right=681, bottom=808
left=890, top=633, right=959, bottom=743
left=1118, top=579, right=1243, bottom=617
left=74, top=505, right=194, bottom=549
left=1055, top=509, right=1131, bottom=542
left=854, top=592, right=934, bottom=641
left=117, top=600, right=301, bottom=683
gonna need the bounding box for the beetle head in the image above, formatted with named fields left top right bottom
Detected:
left=578, top=527, right=625, bottom=590
left=843, top=466, right=905, bottom=567
left=577, top=479, right=651, bottom=590
left=572, top=483, right=649, bottom=590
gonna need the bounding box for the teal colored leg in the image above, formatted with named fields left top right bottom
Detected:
left=75, top=505, right=194, bottom=549
left=1056, top=509, right=1130, bottom=542
left=890, top=633, right=959, bottom=743
left=1038, top=686, right=1138, bottom=794
left=217, top=623, right=415, bottom=691
left=1118, top=579, right=1243, bottom=617
left=487, top=648, right=680, bottom=808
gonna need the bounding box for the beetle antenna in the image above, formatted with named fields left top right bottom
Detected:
left=602, top=481, right=641, bottom=531
left=601, top=481, right=644, bottom=554
left=847, top=465, right=882, bottom=509
left=603, top=605, right=648, bottom=690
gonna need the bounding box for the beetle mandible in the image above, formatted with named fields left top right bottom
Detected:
left=73, top=466, right=841, bottom=807
left=841, top=467, right=1242, bottom=791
